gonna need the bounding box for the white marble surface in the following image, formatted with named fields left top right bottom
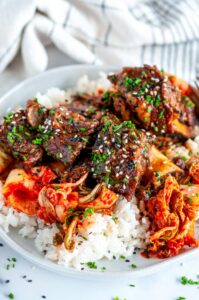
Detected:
left=0, top=46, right=199, bottom=300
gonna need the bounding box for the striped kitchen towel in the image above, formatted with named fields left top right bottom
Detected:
left=0, top=0, right=199, bottom=80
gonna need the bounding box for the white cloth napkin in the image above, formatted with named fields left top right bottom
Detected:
left=0, top=0, right=199, bottom=80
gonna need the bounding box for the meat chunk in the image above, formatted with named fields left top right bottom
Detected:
left=26, top=99, right=47, bottom=128
left=66, top=162, right=90, bottom=182
left=68, top=94, right=102, bottom=120
left=0, top=110, right=43, bottom=165
left=109, top=65, right=195, bottom=137
left=91, top=115, right=150, bottom=199
left=112, top=93, right=132, bottom=121
left=49, top=158, right=90, bottom=182
left=41, top=107, right=99, bottom=168
left=49, top=161, right=69, bottom=179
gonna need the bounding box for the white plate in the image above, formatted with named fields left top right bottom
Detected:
left=0, top=64, right=198, bottom=279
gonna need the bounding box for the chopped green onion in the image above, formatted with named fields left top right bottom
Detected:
left=131, top=263, right=137, bottom=269
left=83, top=207, right=94, bottom=218
left=181, top=276, right=199, bottom=285
left=8, top=293, right=14, bottom=299
left=86, top=261, right=97, bottom=269
left=32, top=138, right=42, bottom=145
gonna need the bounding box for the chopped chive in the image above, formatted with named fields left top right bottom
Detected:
left=8, top=293, right=14, bottom=299
left=131, top=264, right=137, bottom=269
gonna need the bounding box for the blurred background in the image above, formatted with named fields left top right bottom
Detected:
left=0, top=0, right=199, bottom=97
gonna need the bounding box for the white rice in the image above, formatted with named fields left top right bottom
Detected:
left=0, top=74, right=150, bottom=269
left=0, top=183, right=149, bottom=268
left=35, top=73, right=111, bottom=108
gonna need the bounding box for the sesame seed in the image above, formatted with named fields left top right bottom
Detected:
left=115, top=144, right=121, bottom=148
left=163, top=76, right=168, bottom=82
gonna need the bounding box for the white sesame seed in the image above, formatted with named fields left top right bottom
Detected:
left=163, top=76, right=168, bottom=82
left=153, top=91, right=157, bottom=96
